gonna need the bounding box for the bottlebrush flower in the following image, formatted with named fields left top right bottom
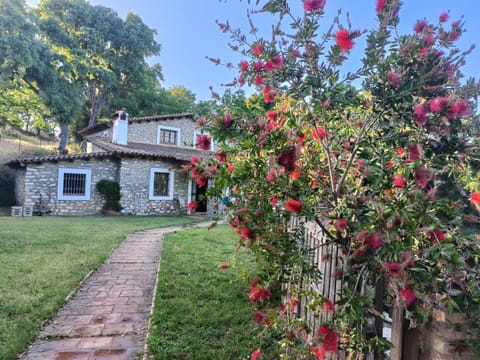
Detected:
left=196, top=134, right=212, bottom=151
left=249, top=286, right=272, bottom=301
left=386, top=262, right=402, bottom=276
left=376, top=0, right=385, bottom=14
left=251, top=348, right=261, bottom=360
left=387, top=71, right=401, bottom=88
left=399, top=286, right=416, bottom=305
left=368, top=233, right=383, bottom=249
left=335, top=218, right=347, bottom=231
left=470, top=192, right=480, bottom=209
left=266, top=110, right=278, bottom=122
left=285, top=199, right=303, bottom=213
left=393, top=174, right=406, bottom=188
left=439, top=12, right=449, bottom=22
left=263, top=86, right=278, bottom=103
left=414, top=20, right=428, bottom=33
left=429, top=229, right=446, bottom=244
left=251, top=42, right=264, bottom=56
left=253, top=312, right=264, bottom=324
left=239, top=60, right=249, bottom=72
left=429, top=97, right=448, bottom=113
left=415, top=167, right=433, bottom=189
left=304, top=0, right=325, bottom=12
left=253, top=75, right=264, bottom=86
left=312, top=127, right=327, bottom=142
left=324, top=300, right=334, bottom=314
left=335, top=29, right=353, bottom=52
left=218, top=262, right=229, bottom=269
left=188, top=201, right=198, bottom=212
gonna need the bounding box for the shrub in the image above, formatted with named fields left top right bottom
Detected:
left=96, top=179, right=122, bottom=212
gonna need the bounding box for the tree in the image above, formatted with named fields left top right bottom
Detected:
left=36, top=0, right=161, bottom=149
left=191, top=1, right=480, bottom=358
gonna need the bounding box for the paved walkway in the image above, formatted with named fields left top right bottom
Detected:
left=19, top=223, right=208, bottom=360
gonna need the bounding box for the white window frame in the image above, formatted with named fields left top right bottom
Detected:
left=57, top=168, right=92, bottom=200
left=193, top=130, right=214, bottom=150
left=157, top=125, right=181, bottom=146
left=149, top=168, right=174, bottom=200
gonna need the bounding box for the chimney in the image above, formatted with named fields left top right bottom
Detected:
left=112, top=110, right=128, bottom=145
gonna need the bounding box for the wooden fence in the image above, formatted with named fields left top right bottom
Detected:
left=285, top=217, right=473, bottom=360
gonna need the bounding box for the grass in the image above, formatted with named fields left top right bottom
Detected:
left=147, top=225, right=259, bottom=360
left=0, top=215, right=196, bottom=360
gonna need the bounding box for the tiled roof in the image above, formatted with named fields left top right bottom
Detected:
left=8, top=137, right=209, bottom=168
left=88, top=136, right=207, bottom=162
left=78, top=113, right=194, bottom=136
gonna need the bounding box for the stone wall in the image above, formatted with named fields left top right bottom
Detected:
left=118, top=158, right=190, bottom=215
left=22, top=159, right=119, bottom=215
left=14, top=168, right=26, bottom=206
left=127, top=117, right=196, bottom=147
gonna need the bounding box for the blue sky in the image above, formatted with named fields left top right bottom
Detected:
left=27, top=0, right=480, bottom=102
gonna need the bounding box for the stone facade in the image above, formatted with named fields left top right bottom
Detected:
left=117, top=158, right=189, bottom=215
left=20, top=159, right=119, bottom=215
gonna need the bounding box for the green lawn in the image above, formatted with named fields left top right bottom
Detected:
left=0, top=215, right=196, bottom=360
left=147, top=226, right=260, bottom=360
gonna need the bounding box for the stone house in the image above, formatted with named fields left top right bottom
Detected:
left=8, top=111, right=213, bottom=216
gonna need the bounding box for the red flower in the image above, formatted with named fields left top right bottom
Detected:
left=277, top=150, right=296, bottom=172
left=399, top=286, right=416, bottom=306
left=335, top=29, right=353, bottom=53
left=250, top=278, right=260, bottom=288
left=251, top=348, right=261, bottom=360
left=429, top=97, right=448, bottom=113
left=263, top=86, right=278, bottom=103
left=429, top=229, right=446, bottom=244
left=311, top=346, right=326, bottom=360
left=239, top=60, right=249, bottom=72
left=335, top=218, right=347, bottom=231
left=415, top=167, right=433, bottom=189
left=188, top=201, right=198, bottom=213
left=376, top=0, right=385, bottom=14
left=215, top=152, right=227, bottom=163
left=196, top=134, right=212, bottom=151
left=253, top=312, right=264, bottom=324
left=266, top=169, right=277, bottom=182
left=324, top=300, right=334, bottom=314
left=285, top=199, right=303, bottom=214
left=253, top=75, right=264, bottom=86
left=367, top=233, right=383, bottom=249
left=393, top=174, right=406, bottom=188
left=266, top=110, right=278, bottom=122
left=270, top=196, right=278, bottom=206
left=387, top=262, right=402, bottom=276
left=470, top=192, right=480, bottom=206
left=191, top=156, right=200, bottom=165
left=414, top=20, right=428, bottom=33
left=254, top=60, right=263, bottom=72
left=304, top=0, right=325, bottom=12
left=439, top=12, right=449, bottom=22
left=240, top=227, right=254, bottom=239
left=312, top=127, right=327, bottom=142
left=408, top=144, right=421, bottom=161
left=218, top=262, right=229, bottom=269
left=252, top=42, right=264, bottom=56
left=249, top=286, right=272, bottom=301
left=387, top=71, right=401, bottom=88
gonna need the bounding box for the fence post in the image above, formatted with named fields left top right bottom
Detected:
left=390, top=305, right=404, bottom=360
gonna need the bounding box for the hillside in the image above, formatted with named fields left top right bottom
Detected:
left=0, top=131, right=57, bottom=207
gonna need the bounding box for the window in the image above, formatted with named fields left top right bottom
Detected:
left=157, top=125, right=180, bottom=145
left=149, top=168, right=174, bottom=200
left=58, top=168, right=91, bottom=200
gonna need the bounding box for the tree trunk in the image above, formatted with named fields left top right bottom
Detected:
left=58, top=121, right=69, bottom=153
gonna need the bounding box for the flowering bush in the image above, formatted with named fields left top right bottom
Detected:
left=196, top=0, right=480, bottom=358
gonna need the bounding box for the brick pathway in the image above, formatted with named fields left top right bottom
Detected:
left=19, top=223, right=205, bottom=360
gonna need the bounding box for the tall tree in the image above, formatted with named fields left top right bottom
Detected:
left=36, top=0, right=161, bottom=139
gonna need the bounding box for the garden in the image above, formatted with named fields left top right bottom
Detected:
left=188, top=0, right=480, bottom=359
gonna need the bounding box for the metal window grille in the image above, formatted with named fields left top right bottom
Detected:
left=62, top=173, right=87, bottom=196
left=159, top=129, right=177, bottom=145
left=153, top=172, right=169, bottom=197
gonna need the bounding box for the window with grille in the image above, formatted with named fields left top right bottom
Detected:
left=149, top=168, right=174, bottom=200
left=58, top=169, right=91, bottom=200
left=157, top=126, right=180, bottom=145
